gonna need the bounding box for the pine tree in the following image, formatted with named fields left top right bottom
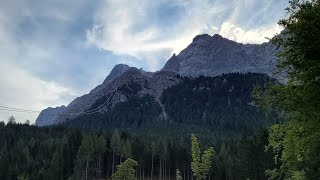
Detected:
left=94, top=135, right=106, bottom=179
left=71, top=134, right=94, bottom=180
left=191, top=134, right=215, bottom=180
left=8, top=116, right=16, bottom=124
left=111, top=130, right=121, bottom=175
left=24, top=120, right=30, bottom=125
left=191, top=134, right=201, bottom=179
left=46, top=144, right=64, bottom=180
left=150, top=141, right=157, bottom=180
left=176, top=169, right=183, bottom=180
left=122, top=139, right=132, bottom=159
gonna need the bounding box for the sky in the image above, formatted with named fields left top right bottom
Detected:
left=0, top=0, right=289, bottom=123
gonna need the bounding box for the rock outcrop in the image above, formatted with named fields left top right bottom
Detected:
left=162, top=34, right=279, bottom=79
left=35, top=106, right=67, bottom=126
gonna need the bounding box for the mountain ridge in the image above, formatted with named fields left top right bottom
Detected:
left=35, top=33, right=281, bottom=126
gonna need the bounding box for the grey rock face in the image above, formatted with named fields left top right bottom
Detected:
left=35, top=106, right=66, bottom=126
left=162, top=34, right=280, bottom=79
left=90, top=64, right=130, bottom=94
left=103, top=64, right=131, bottom=84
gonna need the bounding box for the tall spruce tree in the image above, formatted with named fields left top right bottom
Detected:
left=94, top=135, right=106, bottom=179
left=191, top=134, right=214, bottom=180
left=71, top=134, right=94, bottom=180
left=46, top=144, right=64, bottom=180
left=150, top=141, right=157, bottom=180
left=111, top=130, right=121, bottom=175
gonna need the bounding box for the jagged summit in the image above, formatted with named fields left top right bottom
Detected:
left=162, top=33, right=278, bottom=78
left=102, top=64, right=130, bottom=85
left=192, top=34, right=212, bottom=42
left=212, top=33, right=223, bottom=38
left=192, top=34, right=232, bottom=43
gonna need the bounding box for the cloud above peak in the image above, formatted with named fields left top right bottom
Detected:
left=219, top=22, right=283, bottom=44
left=86, top=0, right=229, bottom=70
left=86, top=0, right=287, bottom=71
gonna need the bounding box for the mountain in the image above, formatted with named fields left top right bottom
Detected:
left=35, top=67, right=180, bottom=126
left=35, top=33, right=281, bottom=126
left=90, top=64, right=130, bottom=94
left=162, top=34, right=280, bottom=79
left=35, top=106, right=66, bottom=126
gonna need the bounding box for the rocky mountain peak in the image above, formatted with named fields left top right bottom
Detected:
left=162, top=33, right=279, bottom=78
left=102, top=64, right=130, bottom=85
left=192, top=34, right=232, bottom=44
left=192, top=34, right=212, bottom=43
left=35, top=105, right=67, bottom=126
left=212, top=33, right=223, bottom=38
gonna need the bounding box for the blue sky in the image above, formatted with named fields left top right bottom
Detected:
left=0, top=0, right=289, bottom=123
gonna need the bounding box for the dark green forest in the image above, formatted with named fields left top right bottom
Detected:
left=0, top=122, right=274, bottom=180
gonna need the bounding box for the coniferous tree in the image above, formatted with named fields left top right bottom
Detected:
left=150, top=141, right=157, bottom=180
left=8, top=116, right=16, bottom=124
left=191, top=134, right=215, bottom=180
left=46, top=144, right=64, bottom=180
left=111, top=130, right=121, bottom=175
left=71, top=134, right=94, bottom=180
left=122, top=139, right=132, bottom=159
left=176, top=169, right=183, bottom=180
left=94, top=135, right=106, bottom=179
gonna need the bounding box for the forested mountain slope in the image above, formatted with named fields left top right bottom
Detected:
left=36, top=33, right=282, bottom=126
left=65, top=73, right=278, bottom=141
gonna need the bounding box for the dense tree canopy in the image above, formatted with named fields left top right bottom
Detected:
left=254, top=0, right=320, bottom=179
left=0, top=122, right=274, bottom=180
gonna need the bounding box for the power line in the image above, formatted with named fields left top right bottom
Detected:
left=67, top=90, right=116, bottom=115
left=0, top=108, right=40, bottom=113
left=83, top=91, right=115, bottom=113
left=0, top=90, right=117, bottom=115
left=0, top=105, right=40, bottom=113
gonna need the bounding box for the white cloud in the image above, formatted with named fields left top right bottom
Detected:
left=211, top=25, right=219, bottom=31
left=86, top=0, right=227, bottom=71
left=0, top=62, right=76, bottom=124
left=219, top=22, right=283, bottom=44
left=86, top=0, right=287, bottom=71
